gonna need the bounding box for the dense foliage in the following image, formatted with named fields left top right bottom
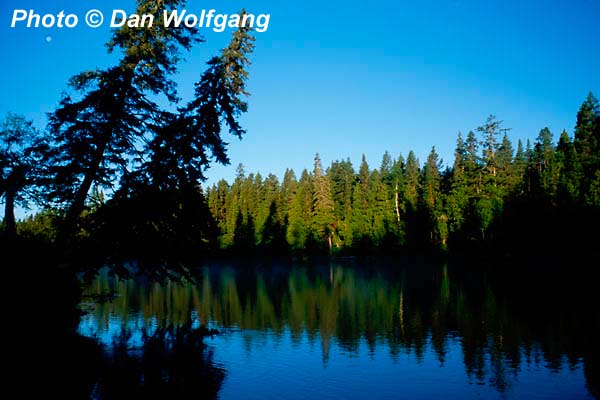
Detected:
left=206, top=95, right=600, bottom=254
left=0, top=1, right=598, bottom=262
left=1, top=1, right=255, bottom=273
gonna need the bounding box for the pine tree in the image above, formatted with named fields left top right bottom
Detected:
left=513, top=139, right=527, bottom=194
left=464, top=130, right=482, bottom=195
left=211, top=179, right=231, bottom=243
left=474, top=116, right=509, bottom=239
left=46, top=0, right=201, bottom=236
left=556, top=130, right=583, bottom=205
left=0, top=114, right=46, bottom=236
left=496, top=134, right=515, bottom=194
left=531, top=127, right=559, bottom=199
left=380, top=151, right=393, bottom=179
left=369, top=168, right=394, bottom=246
left=327, top=159, right=355, bottom=247
left=402, top=151, right=421, bottom=247
left=258, top=174, right=285, bottom=250
left=478, top=115, right=509, bottom=196
left=390, top=154, right=405, bottom=243
left=139, top=19, right=254, bottom=191
left=446, top=133, right=469, bottom=236
left=421, top=147, right=447, bottom=247
left=311, top=154, right=336, bottom=250
left=352, top=155, right=372, bottom=246
left=281, top=168, right=297, bottom=218
left=574, top=92, right=600, bottom=204
left=286, top=169, right=312, bottom=251
left=422, top=147, right=442, bottom=212
left=403, top=151, right=420, bottom=212
left=220, top=164, right=245, bottom=248
left=574, top=93, right=600, bottom=168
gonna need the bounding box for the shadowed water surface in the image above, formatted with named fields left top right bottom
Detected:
left=78, top=258, right=599, bottom=399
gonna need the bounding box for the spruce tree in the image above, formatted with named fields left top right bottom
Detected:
left=352, top=155, right=372, bottom=246
left=370, top=168, right=394, bottom=247
left=574, top=92, right=600, bottom=204
left=281, top=168, right=298, bottom=221
left=286, top=169, right=312, bottom=251
left=311, top=154, right=336, bottom=250
left=390, top=154, right=405, bottom=243
left=403, top=151, right=420, bottom=212
left=0, top=114, right=46, bottom=236
left=446, top=133, right=469, bottom=236
left=464, top=130, right=482, bottom=195
left=328, top=159, right=355, bottom=247
left=140, top=18, right=254, bottom=190
left=421, top=147, right=446, bottom=247
left=574, top=92, right=600, bottom=168
left=478, top=115, right=509, bottom=194
left=513, top=139, right=527, bottom=195
left=47, top=0, right=200, bottom=236
left=532, top=127, right=558, bottom=199
left=496, top=134, right=515, bottom=194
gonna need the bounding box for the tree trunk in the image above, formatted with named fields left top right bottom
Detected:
left=394, top=183, right=401, bottom=224
left=3, top=186, right=16, bottom=237
left=60, top=140, right=108, bottom=240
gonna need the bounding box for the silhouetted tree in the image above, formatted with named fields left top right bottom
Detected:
left=137, top=18, right=254, bottom=191
left=0, top=113, right=46, bottom=236
left=46, top=0, right=200, bottom=238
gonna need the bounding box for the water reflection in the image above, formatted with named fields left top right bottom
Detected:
left=90, top=322, right=224, bottom=399
left=79, top=258, right=598, bottom=399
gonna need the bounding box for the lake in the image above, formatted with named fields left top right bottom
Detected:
left=78, top=257, right=598, bottom=399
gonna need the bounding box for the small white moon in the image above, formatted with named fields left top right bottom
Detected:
left=45, top=35, right=52, bottom=43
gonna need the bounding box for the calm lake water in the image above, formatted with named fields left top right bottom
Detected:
left=78, top=257, right=598, bottom=399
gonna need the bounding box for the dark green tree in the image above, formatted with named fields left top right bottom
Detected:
left=311, top=154, right=336, bottom=251
left=496, top=134, right=515, bottom=194
left=573, top=92, right=600, bottom=204
left=389, top=154, right=406, bottom=244
left=478, top=115, right=509, bottom=197
left=138, top=19, right=254, bottom=191
left=531, top=127, right=558, bottom=199
left=421, top=147, right=447, bottom=247
left=574, top=93, right=600, bottom=169
left=328, top=159, right=355, bottom=247
left=464, top=130, right=482, bottom=196
left=513, top=139, right=527, bottom=195
left=369, top=167, right=394, bottom=247
left=446, top=133, right=469, bottom=236
left=286, top=169, right=312, bottom=251
left=403, top=151, right=420, bottom=212
left=555, top=130, right=580, bottom=203
left=352, top=155, right=372, bottom=246
left=0, top=114, right=46, bottom=236
left=46, top=0, right=201, bottom=238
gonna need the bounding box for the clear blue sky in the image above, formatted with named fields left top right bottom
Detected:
left=1, top=0, right=599, bottom=188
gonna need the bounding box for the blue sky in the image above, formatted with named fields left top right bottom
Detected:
left=1, top=0, right=599, bottom=189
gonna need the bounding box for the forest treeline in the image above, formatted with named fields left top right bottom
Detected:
left=205, top=94, right=600, bottom=255
left=0, top=1, right=599, bottom=265
left=3, top=93, right=600, bottom=261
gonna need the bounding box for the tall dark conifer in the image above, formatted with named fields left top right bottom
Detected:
left=0, top=114, right=46, bottom=236
left=46, top=0, right=200, bottom=237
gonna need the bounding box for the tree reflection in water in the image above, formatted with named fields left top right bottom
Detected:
left=90, top=322, right=224, bottom=399
left=80, top=259, right=599, bottom=398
